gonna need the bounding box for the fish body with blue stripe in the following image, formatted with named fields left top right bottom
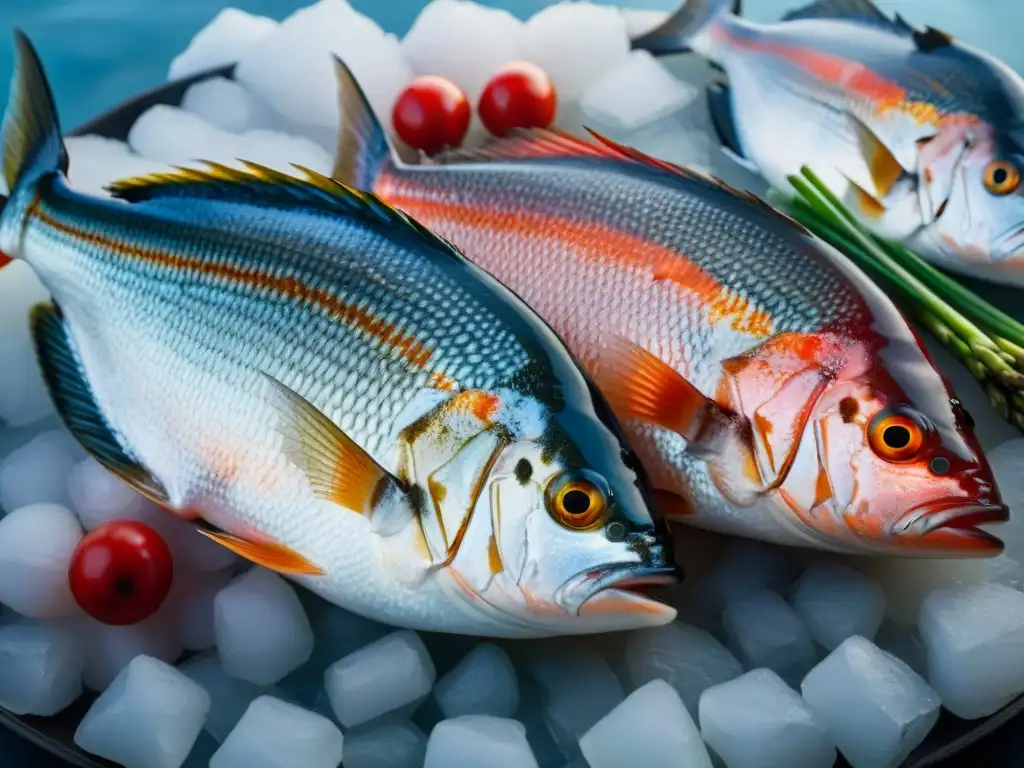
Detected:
left=0, top=33, right=678, bottom=637
left=634, top=0, right=1024, bottom=286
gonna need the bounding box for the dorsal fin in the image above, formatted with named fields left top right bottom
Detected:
left=425, top=127, right=625, bottom=166
left=30, top=302, right=170, bottom=505
left=912, top=26, right=954, bottom=52
left=107, top=160, right=464, bottom=262
left=583, top=128, right=811, bottom=235
left=782, top=0, right=889, bottom=24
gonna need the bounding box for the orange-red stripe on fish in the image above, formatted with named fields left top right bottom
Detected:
left=32, top=203, right=435, bottom=370
left=379, top=194, right=777, bottom=340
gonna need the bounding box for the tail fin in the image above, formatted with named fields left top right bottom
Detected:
left=630, top=0, right=739, bottom=56
left=329, top=57, right=395, bottom=191
left=3, top=31, right=67, bottom=194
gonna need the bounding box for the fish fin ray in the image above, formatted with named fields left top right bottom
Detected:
left=426, top=127, right=624, bottom=165
left=781, top=0, right=890, bottom=25
left=2, top=30, right=67, bottom=193
left=195, top=522, right=323, bottom=575
left=630, top=0, right=737, bottom=56
left=912, top=26, right=954, bottom=52
left=262, top=374, right=405, bottom=519
left=30, top=301, right=169, bottom=505
left=707, top=79, right=747, bottom=161
left=847, top=112, right=908, bottom=197
left=585, top=128, right=811, bottom=234
left=330, top=56, right=396, bottom=189
left=843, top=175, right=887, bottom=219
left=106, top=161, right=466, bottom=264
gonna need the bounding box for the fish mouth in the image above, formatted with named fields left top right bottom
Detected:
left=891, top=498, right=1010, bottom=555
left=554, top=562, right=680, bottom=616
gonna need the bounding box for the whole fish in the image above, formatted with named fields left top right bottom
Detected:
left=0, top=33, right=679, bottom=638
left=331, top=57, right=1008, bottom=556
left=633, top=0, right=1024, bottom=286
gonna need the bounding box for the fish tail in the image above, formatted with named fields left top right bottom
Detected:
left=0, top=30, right=68, bottom=267
left=631, top=0, right=739, bottom=57
left=329, top=56, right=395, bottom=191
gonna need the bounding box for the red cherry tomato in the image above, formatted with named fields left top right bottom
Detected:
left=69, top=520, right=174, bottom=626
left=392, top=75, right=471, bottom=156
left=478, top=62, right=557, bottom=138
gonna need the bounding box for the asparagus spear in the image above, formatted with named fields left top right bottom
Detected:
left=783, top=167, right=1024, bottom=433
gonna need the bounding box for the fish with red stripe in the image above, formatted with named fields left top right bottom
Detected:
left=0, top=32, right=680, bottom=637
left=329, top=53, right=1008, bottom=556
left=633, top=0, right=1024, bottom=286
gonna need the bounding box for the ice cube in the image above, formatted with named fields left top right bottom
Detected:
left=524, top=2, right=630, bottom=104
left=0, top=619, right=84, bottom=715
left=699, top=669, right=835, bottom=768
left=527, top=643, right=623, bottom=752
left=790, top=563, right=886, bottom=651
left=181, top=77, right=281, bottom=135
left=580, top=679, right=711, bottom=768
left=435, top=642, right=519, bottom=718
left=722, top=589, right=817, bottom=687
left=75, top=655, right=211, bottom=768
left=0, top=262, right=55, bottom=428
left=625, top=621, right=743, bottom=717
left=343, top=720, right=427, bottom=768
left=403, top=0, right=524, bottom=101
left=693, top=538, right=801, bottom=613
left=215, top=567, right=314, bottom=685
left=178, top=653, right=270, bottom=742
left=580, top=50, right=696, bottom=131
left=801, top=636, right=940, bottom=768
left=67, top=456, right=143, bottom=529
left=128, top=105, right=334, bottom=177
left=1, top=429, right=81, bottom=511
left=619, top=8, right=669, bottom=38
left=874, top=620, right=926, bottom=676
left=65, top=136, right=170, bottom=197
left=919, top=581, right=1024, bottom=719
left=168, top=8, right=278, bottom=81
left=210, top=695, right=343, bottom=768
left=0, top=503, right=82, bottom=619
left=424, top=715, right=538, bottom=768
left=236, top=0, right=412, bottom=134
left=325, top=629, right=435, bottom=728
left=168, top=567, right=235, bottom=651
left=80, top=610, right=183, bottom=691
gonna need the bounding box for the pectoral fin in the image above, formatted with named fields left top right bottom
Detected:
left=195, top=522, right=323, bottom=575
left=263, top=374, right=412, bottom=535
left=844, top=175, right=887, bottom=220
left=849, top=112, right=907, bottom=197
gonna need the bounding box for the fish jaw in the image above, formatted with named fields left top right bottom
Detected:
left=889, top=498, right=1010, bottom=557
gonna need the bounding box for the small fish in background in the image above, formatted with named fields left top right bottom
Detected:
left=632, top=0, right=1024, bottom=287
left=0, top=32, right=679, bottom=637
left=330, top=55, right=1009, bottom=558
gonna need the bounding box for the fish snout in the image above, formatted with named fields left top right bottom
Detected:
left=890, top=498, right=1010, bottom=556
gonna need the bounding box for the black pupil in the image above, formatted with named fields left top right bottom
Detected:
left=884, top=425, right=911, bottom=449
left=993, top=167, right=1008, bottom=184
left=563, top=489, right=592, bottom=515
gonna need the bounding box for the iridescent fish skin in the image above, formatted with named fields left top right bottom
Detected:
left=633, top=0, right=1024, bottom=286
left=0, top=33, right=678, bottom=638
left=329, top=58, right=1008, bottom=557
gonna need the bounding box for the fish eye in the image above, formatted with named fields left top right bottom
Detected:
left=545, top=469, right=609, bottom=530
left=868, top=407, right=928, bottom=463
left=983, top=160, right=1021, bottom=196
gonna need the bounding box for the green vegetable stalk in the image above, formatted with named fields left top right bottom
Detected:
left=783, top=167, right=1024, bottom=434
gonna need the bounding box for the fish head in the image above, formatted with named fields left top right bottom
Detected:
left=438, top=388, right=679, bottom=635
left=789, top=363, right=1008, bottom=557
left=918, top=127, right=1024, bottom=279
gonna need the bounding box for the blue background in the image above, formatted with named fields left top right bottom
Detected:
left=0, top=0, right=1023, bottom=765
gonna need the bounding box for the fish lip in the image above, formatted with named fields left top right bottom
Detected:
left=891, top=498, right=1010, bottom=540
left=554, top=562, right=680, bottom=615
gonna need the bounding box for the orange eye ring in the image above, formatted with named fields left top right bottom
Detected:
left=983, top=160, right=1021, bottom=196
left=868, top=408, right=928, bottom=463
left=545, top=470, right=609, bottom=530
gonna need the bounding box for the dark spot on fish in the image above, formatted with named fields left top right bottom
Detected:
left=428, top=477, right=447, bottom=504
left=406, top=484, right=426, bottom=520
left=514, top=458, right=533, bottom=485
left=951, top=397, right=975, bottom=430
left=605, top=521, right=627, bottom=542
left=935, top=199, right=948, bottom=219
left=839, top=397, right=859, bottom=423
left=930, top=456, right=951, bottom=475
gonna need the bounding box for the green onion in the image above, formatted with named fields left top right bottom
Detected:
left=783, top=167, right=1024, bottom=433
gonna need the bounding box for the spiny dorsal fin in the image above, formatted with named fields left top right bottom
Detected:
left=782, top=0, right=889, bottom=24
left=912, top=26, right=954, bottom=52
left=107, top=160, right=465, bottom=262
left=583, top=128, right=811, bottom=236
left=330, top=56, right=394, bottom=190
left=425, top=127, right=625, bottom=166
left=30, top=302, right=169, bottom=505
